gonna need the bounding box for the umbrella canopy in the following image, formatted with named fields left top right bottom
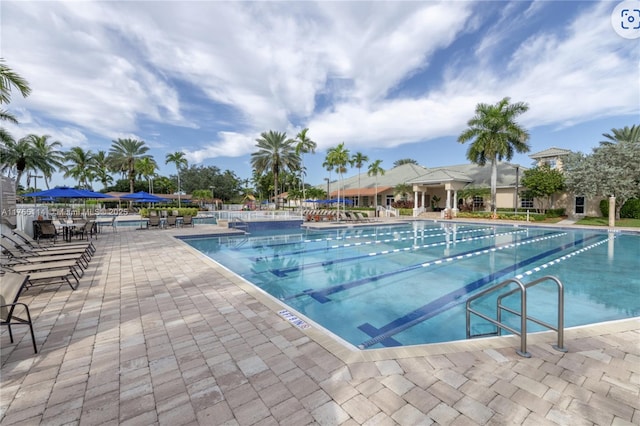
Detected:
left=23, top=186, right=113, bottom=199
left=120, top=191, right=167, bottom=203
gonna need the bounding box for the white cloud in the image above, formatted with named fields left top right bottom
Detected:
left=1, top=0, right=637, bottom=171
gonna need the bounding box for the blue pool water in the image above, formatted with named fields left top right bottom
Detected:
left=183, top=222, right=640, bottom=349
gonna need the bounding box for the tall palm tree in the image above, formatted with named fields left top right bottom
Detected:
left=601, top=125, right=640, bottom=145
left=250, top=131, right=298, bottom=209
left=1, top=136, right=44, bottom=191
left=108, top=138, right=150, bottom=193
left=458, top=97, right=530, bottom=215
left=165, top=151, right=187, bottom=207
left=350, top=152, right=369, bottom=207
left=26, top=134, right=64, bottom=189
left=0, top=58, right=31, bottom=124
left=63, top=147, right=95, bottom=189
left=93, top=150, right=113, bottom=191
left=137, top=157, right=158, bottom=194
left=326, top=143, right=350, bottom=218
left=367, top=159, right=385, bottom=212
left=294, top=128, right=317, bottom=202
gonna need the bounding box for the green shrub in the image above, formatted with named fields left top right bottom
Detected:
left=545, top=208, right=565, bottom=218
left=621, top=198, right=640, bottom=219
left=600, top=199, right=609, bottom=217
left=141, top=207, right=198, bottom=218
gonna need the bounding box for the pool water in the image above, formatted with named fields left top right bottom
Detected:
left=183, top=222, right=640, bottom=349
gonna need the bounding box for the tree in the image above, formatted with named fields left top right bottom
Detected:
left=0, top=58, right=31, bottom=124
left=458, top=186, right=490, bottom=211
left=108, top=138, right=150, bottom=194
left=1, top=137, right=43, bottom=191
left=93, top=150, right=114, bottom=191
left=520, top=165, right=565, bottom=212
left=251, top=130, right=299, bottom=209
left=27, top=134, right=64, bottom=189
left=367, top=159, right=385, bottom=211
left=564, top=133, right=640, bottom=220
left=137, top=157, right=158, bottom=194
left=458, top=97, right=530, bottom=216
left=165, top=151, right=187, bottom=207
left=393, top=158, right=418, bottom=167
left=294, top=128, right=317, bottom=202
left=394, top=182, right=412, bottom=202
left=326, top=143, right=350, bottom=217
left=63, top=147, right=95, bottom=189
left=601, top=125, right=640, bottom=145
left=351, top=152, right=369, bottom=207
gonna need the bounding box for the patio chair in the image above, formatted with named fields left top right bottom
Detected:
left=148, top=215, right=161, bottom=229
left=10, top=229, right=94, bottom=253
left=182, top=215, right=194, bottom=227
left=73, top=220, right=96, bottom=240
left=166, top=215, right=177, bottom=228
left=1, top=240, right=92, bottom=268
left=0, top=272, right=38, bottom=353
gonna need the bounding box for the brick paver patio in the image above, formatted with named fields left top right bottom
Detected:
left=1, top=223, right=638, bottom=425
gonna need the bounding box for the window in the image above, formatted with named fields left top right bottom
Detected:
left=575, top=196, right=585, bottom=215
left=545, top=159, right=557, bottom=169
left=472, top=196, right=484, bottom=209
left=520, top=197, right=534, bottom=209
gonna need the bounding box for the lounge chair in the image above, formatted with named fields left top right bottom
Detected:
left=2, top=238, right=92, bottom=259
left=10, top=229, right=95, bottom=253
left=1, top=240, right=91, bottom=268
left=182, top=215, right=194, bottom=227
left=0, top=272, right=38, bottom=353
left=2, top=262, right=81, bottom=290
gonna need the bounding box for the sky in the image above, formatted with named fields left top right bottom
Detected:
left=1, top=0, right=639, bottom=190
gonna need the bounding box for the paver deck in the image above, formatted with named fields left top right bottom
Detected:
left=1, top=222, right=639, bottom=425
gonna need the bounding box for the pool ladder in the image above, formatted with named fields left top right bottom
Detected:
left=465, top=275, right=567, bottom=358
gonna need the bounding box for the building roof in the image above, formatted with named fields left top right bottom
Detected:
left=529, top=147, right=572, bottom=159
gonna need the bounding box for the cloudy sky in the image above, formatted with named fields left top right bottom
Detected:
left=2, top=0, right=638, bottom=188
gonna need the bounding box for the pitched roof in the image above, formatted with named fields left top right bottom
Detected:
left=529, top=147, right=572, bottom=159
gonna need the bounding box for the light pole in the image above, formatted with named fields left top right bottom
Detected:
left=209, top=185, right=215, bottom=211
left=324, top=177, right=330, bottom=199
left=28, top=174, right=43, bottom=215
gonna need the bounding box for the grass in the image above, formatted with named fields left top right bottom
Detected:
left=575, top=217, right=640, bottom=228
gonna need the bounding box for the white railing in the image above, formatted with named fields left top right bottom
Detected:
left=201, top=210, right=304, bottom=221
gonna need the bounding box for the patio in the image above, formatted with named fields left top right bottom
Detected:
left=1, top=223, right=638, bottom=425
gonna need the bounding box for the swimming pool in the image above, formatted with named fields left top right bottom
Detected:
left=183, top=222, right=640, bottom=349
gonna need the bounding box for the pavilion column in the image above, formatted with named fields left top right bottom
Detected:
left=446, top=189, right=451, bottom=210
left=414, top=190, right=419, bottom=208
left=453, top=190, right=458, bottom=212
left=421, top=191, right=426, bottom=209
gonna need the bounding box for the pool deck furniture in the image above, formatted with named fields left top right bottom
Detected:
left=1, top=221, right=638, bottom=425
left=0, top=272, right=37, bottom=353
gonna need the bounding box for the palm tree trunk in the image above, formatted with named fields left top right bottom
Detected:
left=490, top=159, right=498, bottom=215
left=177, top=173, right=181, bottom=208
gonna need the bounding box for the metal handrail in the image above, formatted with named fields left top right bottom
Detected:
left=466, top=275, right=566, bottom=358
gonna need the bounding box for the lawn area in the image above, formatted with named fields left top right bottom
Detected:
left=575, top=217, right=640, bottom=228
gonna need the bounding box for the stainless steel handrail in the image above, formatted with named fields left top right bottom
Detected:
left=466, top=275, right=566, bottom=358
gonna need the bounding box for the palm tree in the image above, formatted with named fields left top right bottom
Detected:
left=93, top=150, right=113, bottom=191
left=601, top=125, right=640, bottom=145
left=394, top=182, right=412, bottom=202
left=26, top=134, right=64, bottom=189
left=250, top=131, right=298, bottom=209
left=1, top=137, right=43, bottom=191
left=367, top=159, right=385, bottom=212
left=326, top=143, right=350, bottom=218
left=63, top=147, right=95, bottom=189
left=165, top=151, right=187, bottom=207
left=393, top=158, right=418, bottom=167
left=0, top=58, right=31, bottom=124
left=294, top=128, right=317, bottom=203
left=350, top=152, right=369, bottom=207
left=137, top=157, right=158, bottom=194
left=108, top=138, right=150, bottom=193
left=458, top=97, right=530, bottom=216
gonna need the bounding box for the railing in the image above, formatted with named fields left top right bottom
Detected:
left=208, top=210, right=303, bottom=221
left=466, top=275, right=566, bottom=358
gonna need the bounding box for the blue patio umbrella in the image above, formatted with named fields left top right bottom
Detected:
left=23, top=186, right=87, bottom=198
left=120, top=191, right=167, bottom=203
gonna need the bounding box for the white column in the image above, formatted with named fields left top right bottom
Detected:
left=453, top=190, right=458, bottom=213
left=446, top=189, right=451, bottom=210
left=421, top=191, right=426, bottom=210
left=414, top=190, right=418, bottom=207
